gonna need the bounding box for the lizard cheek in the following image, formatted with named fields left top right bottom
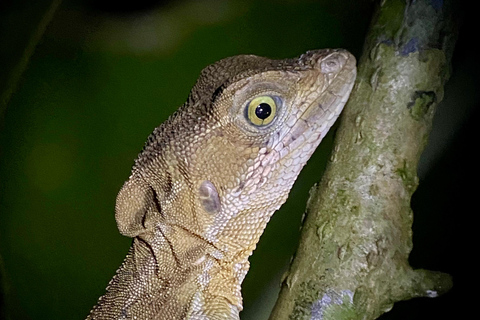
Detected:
left=198, top=180, right=221, bottom=214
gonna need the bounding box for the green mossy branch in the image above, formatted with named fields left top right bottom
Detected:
left=269, top=1, right=456, bottom=319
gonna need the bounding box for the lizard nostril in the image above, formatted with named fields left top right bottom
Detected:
left=320, top=52, right=347, bottom=74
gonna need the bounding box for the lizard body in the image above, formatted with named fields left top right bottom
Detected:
left=87, top=49, right=356, bottom=319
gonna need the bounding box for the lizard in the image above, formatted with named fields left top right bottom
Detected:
left=86, top=49, right=357, bottom=320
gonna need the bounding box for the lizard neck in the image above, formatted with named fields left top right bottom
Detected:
left=87, top=225, right=246, bottom=320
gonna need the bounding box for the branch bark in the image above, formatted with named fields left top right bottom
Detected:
left=269, top=1, right=457, bottom=319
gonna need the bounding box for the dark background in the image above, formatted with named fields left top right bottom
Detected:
left=0, top=0, right=476, bottom=319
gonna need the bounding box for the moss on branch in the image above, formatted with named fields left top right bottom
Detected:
left=269, top=1, right=456, bottom=319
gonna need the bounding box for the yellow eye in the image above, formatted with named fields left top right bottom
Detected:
left=247, top=96, right=277, bottom=126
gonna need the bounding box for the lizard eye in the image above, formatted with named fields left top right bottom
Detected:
left=246, top=96, right=277, bottom=126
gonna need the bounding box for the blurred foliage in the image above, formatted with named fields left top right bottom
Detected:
left=0, top=0, right=476, bottom=319
left=0, top=0, right=62, bottom=114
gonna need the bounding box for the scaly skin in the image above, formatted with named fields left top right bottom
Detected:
left=86, top=49, right=356, bottom=319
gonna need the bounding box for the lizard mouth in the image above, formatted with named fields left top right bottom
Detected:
left=272, top=50, right=357, bottom=161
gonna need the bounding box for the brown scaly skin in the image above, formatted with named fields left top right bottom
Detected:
left=86, top=49, right=356, bottom=320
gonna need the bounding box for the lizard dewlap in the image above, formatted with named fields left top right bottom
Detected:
left=87, top=49, right=357, bottom=320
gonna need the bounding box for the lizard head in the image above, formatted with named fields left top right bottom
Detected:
left=115, top=49, right=356, bottom=261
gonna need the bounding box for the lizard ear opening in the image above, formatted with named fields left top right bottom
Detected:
left=115, top=176, right=153, bottom=237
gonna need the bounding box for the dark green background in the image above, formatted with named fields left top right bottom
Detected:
left=0, top=0, right=476, bottom=319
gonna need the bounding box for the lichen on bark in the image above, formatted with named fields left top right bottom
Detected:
left=269, top=1, right=456, bottom=319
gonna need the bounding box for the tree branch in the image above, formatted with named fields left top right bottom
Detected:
left=269, top=1, right=457, bottom=319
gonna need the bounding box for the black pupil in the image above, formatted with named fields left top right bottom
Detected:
left=255, top=103, right=272, bottom=120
